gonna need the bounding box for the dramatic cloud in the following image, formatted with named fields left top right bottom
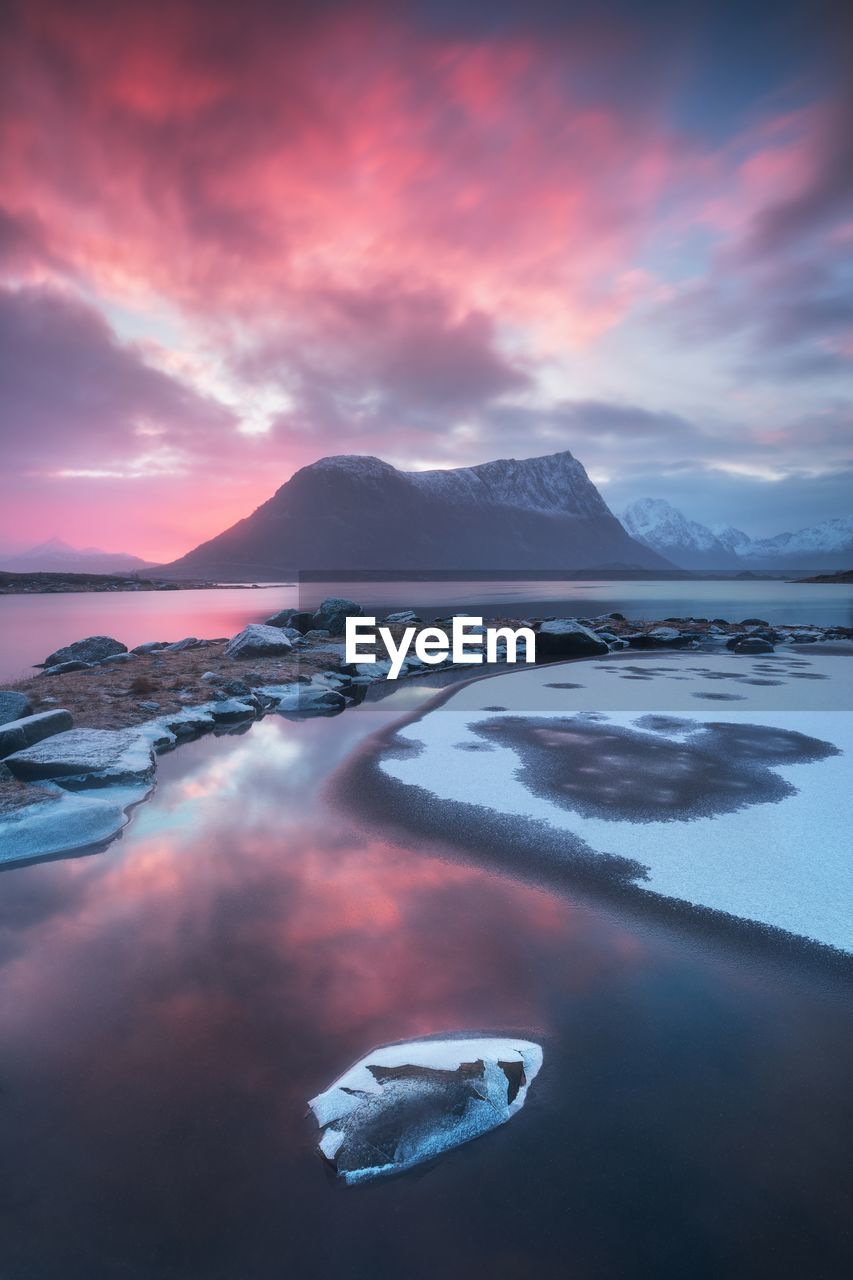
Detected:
left=0, top=0, right=850, bottom=557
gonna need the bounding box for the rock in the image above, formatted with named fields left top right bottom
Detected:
left=256, top=682, right=347, bottom=715
left=163, top=708, right=216, bottom=738
left=740, top=618, right=769, bottom=626
left=4, top=728, right=155, bottom=787
left=207, top=698, right=258, bottom=724
left=164, top=636, right=210, bottom=652
left=42, top=635, right=127, bottom=667
left=535, top=619, right=609, bottom=659
left=628, top=628, right=693, bottom=649
left=98, top=652, right=136, bottom=665
left=137, top=701, right=161, bottom=712
left=131, top=641, right=169, bottom=655
left=0, top=709, right=74, bottom=758
left=309, top=1036, right=543, bottom=1185
left=733, top=638, right=775, bottom=654
left=0, top=788, right=139, bottom=866
left=383, top=610, right=422, bottom=625
left=265, top=608, right=314, bottom=632
left=725, top=633, right=748, bottom=650
left=223, top=623, right=295, bottom=660
left=42, top=660, right=93, bottom=675
left=0, top=691, right=32, bottom=726
left=310, top=597, right=362, bottom=635
left=302, top=628, right=332, bottom=641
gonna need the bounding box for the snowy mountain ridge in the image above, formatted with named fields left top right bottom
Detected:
left=622, top=499, right=853, bottom=569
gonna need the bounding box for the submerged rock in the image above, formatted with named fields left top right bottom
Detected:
left=41, top=635, right=127, bottom=667
left=0, top=709, right=73, bottom=758
left=309, top=1036, right=543, bottom=1184
left=223, top=624, right=294, bottom=660
left=536, top=619, right=609, bottom=659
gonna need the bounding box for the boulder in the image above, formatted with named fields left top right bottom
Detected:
left=265, top=608, right=314, bottom=632
left=223, top=624, right=294, bottom=659
left=42, top=660, right=93, bottom=675
left=0, top=691, right=32, bottom=726
left=733, top=637, right=775, bottom=654
left=42, top=635, right=127, bottom=667
left=164, top=637, right=210, bottom=652
left=310, top=597, right=362, bottom=635
left=4, top=728, right=155, bottom=787
left=256, top=682, right=347, bottom=715
left=383, top=610, right=422, bottom=625
left=0, top=709, right=73, bottom=758
left=309, top=1036, right=543, bottom=1184
left=131, top=641, right=169, bottom=655
left=535, top=619, right=608, bottom=659
left=207, top=698, right=258, bottom=724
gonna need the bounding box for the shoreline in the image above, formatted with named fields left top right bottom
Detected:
left=1, top=607, right=851, bottom=864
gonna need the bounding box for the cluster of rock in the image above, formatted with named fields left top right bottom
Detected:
left=2, top=597, right=849, bottom=862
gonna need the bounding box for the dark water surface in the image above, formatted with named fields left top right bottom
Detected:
left=2, top=576, right=852, bottom=680
left=1, top=675, right=852, bottom=1279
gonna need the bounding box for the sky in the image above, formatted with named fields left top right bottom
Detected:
left=0, top=0, right=851, bottom=561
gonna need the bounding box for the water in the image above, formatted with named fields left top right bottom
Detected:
left=1, top=673, right=852, bottom=1278
left=1, top=577, right=851, bottom=681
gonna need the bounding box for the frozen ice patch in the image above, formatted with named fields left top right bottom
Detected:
left=309, top=1036, right=543, bottom=1184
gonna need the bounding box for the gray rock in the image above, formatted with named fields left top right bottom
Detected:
left=303, top=628, right=332, bottom=641
left=137, top=701, right=161, bottom=712
left=265, top=608, right=314, bottom=632
left=42, top=635, right=127, bottom=667
left=42, top=660, right=93, bottom=675
left=131, top=641, right=170, bottom=655
left=255, top=682, right=347, bottom=715
left=536, top=619, right=609, bottom=659
left=164, top=636, right=209, bottom=652
left=383, top=610, right=422, bottom=625
left=223, top=624, right=294, bottom=660
left=0, top=709, right=74, bottom=758
left=0, top=691, right=32, bottom=726
left=98, top=652, right=136, bottom=665
left=311, top=597, right=362, bottom=635
left=208, top=698, right=258, bottom=724
left=733, top=637, right=775, bottom=654
left=4, top=728, right=155, bottom=787
left=163, top=708, right=216, bottom=738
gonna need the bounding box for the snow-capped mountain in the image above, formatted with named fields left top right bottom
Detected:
left=620, top=501, right=853, bottom=570
left=621, top=499, right=737, bottom=569
left=160, top=450, right=671, bottom=578
left=0, top=538, right=152, bottom=574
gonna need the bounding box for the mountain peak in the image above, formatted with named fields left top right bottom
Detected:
left=159, top=447, right=669, bottom=577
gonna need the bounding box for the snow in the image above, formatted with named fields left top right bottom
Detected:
left=309, top=1036, right=543, bottom=1184
left=622, top=499, right=729, bottom=558
left=409, top=450, right=610, bottom=518
left=374, top=650, right=853, bottom=953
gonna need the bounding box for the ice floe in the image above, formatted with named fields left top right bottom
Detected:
left=309, top=1036, right=543, bottom=1184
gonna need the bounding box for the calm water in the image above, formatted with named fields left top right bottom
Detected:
left=1, top=674, right=852, bottom=1278
left=1, top=577, right=851, bottom=681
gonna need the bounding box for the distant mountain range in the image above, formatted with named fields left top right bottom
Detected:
left=159, top=451, right=671, bottom=578
left=0, top=538, right=153, bottom=575
left=621, top=499, right=853, bottom=570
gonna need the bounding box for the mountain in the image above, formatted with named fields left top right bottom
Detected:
left=619, top=501, right=853, bottom=570
left=0, top=538, right=152, bottom=574
left=159, top=450, right=672, bottom=579
left=621, top=499, right=738, bottom=569
left=718, top=516, right=853, bottom=568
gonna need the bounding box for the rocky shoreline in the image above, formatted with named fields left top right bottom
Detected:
left=0, top=570, right=280, bottom=595
left=1, top=597, right=850, bottom=862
